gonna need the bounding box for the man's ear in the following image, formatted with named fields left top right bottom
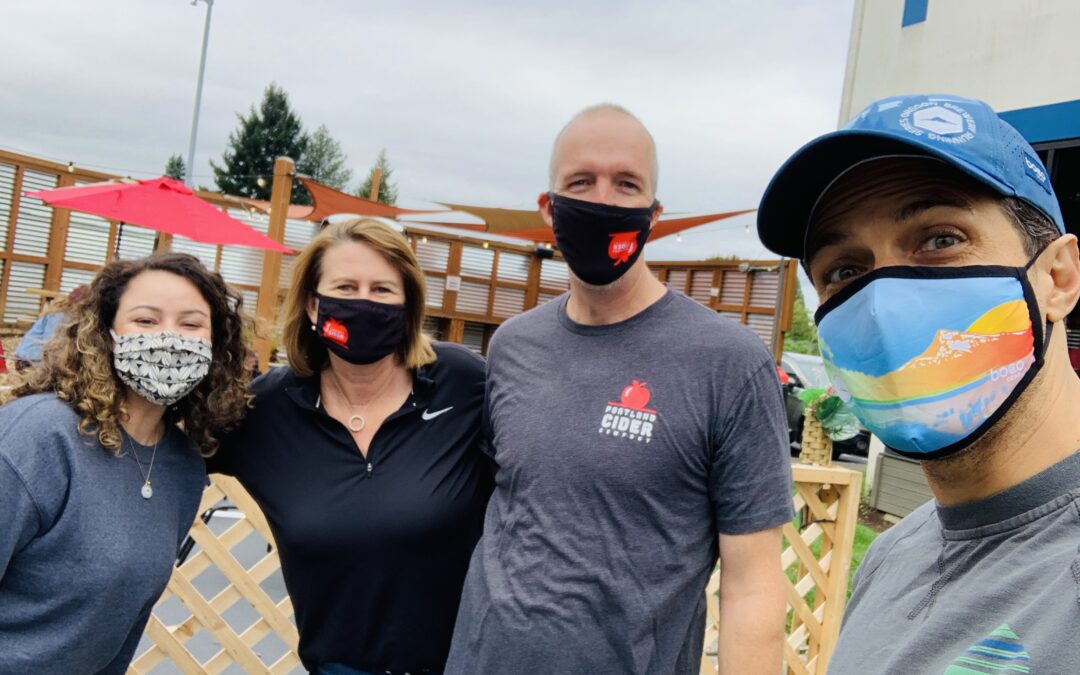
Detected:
left=1038, top=234, right=1080, bottom=323
left=538, top=192, right=554, bottom=229
left=650, top=201, right=664, bottom=230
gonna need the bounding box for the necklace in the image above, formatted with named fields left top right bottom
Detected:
left=125, top=431, right=161, bottom=500
left=327, top=368, right=396, bottom=433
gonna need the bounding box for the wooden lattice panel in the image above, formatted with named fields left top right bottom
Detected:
left=128, top=476, right=300, bottom=674
left=700, top=464, right=861, bottom=675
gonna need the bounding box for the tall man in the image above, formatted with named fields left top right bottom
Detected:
left=445, top=105, right=795, bottom=674
left=758, top=94, right=1080, bottom=673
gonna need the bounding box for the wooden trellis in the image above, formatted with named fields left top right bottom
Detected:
left=128, top=476, right=301, bottom=674
left=135, top=465, right=859, bottom=674
left=700, top=464, right=861, bottom=675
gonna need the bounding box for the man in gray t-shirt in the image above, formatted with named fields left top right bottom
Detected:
left=445, top=104, right=794, bottom=675
left=757, top=93, right=1080, bottom=673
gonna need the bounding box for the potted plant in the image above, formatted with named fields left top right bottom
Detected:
left=797, top=387, right=859, bottom=466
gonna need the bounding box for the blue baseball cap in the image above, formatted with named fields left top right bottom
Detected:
left=757, top=94, right=1065, bottom=260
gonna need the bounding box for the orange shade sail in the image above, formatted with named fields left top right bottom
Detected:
left=288, top=177, right=754, bottom=244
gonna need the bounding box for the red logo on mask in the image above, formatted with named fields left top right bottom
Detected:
left=608, top=232, right=639, bottom=265
left=321, top=317, right=349, bottom=347
left=609, top=380, right=655, bottom=413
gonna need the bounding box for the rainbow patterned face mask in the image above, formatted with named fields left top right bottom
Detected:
left=814, top=261, right=1047, bottom=459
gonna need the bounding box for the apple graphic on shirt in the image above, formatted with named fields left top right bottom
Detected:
left=619, top=380, right=651, bottom=410
left=321, top=316, right=350, bottom=347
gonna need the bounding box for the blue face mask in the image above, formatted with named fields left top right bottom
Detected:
left=814, top=258, right=1048, bottom=459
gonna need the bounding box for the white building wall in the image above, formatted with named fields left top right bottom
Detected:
left=839, top=0, right=1080, bottom=125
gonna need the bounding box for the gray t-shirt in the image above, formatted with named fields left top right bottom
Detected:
left=445, top=291, right=794, bottom=675
left=0, top=393, right=205, bottom=674
left=830, top=449, right=1080, bottom=674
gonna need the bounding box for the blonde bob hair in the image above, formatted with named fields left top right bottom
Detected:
left=282, top=218, right=436, bottom=377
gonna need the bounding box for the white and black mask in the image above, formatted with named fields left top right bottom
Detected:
left=111, top=330, right=213, bottom=406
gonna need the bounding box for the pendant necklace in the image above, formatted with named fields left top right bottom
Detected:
left=126, top=431, right=161, bottom=499
left=328, top=368, right=395, bottom=433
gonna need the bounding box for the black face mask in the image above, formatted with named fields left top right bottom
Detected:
left=314, top=294, right=406, bottom=365
left=550, top=193, right=658, bottom=286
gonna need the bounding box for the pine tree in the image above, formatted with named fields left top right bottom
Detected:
left=355, top=149, right=399, bottom=205
left=210, top=83, right=308, bottom=201
left=164, top=154, right=186, bottom=181
left=784, top=289, right=820, bottom=355
left=296, top=124, right=353, bottom=201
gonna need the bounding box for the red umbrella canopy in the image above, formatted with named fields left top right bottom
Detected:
left=26, top=176, right=292, bottom=253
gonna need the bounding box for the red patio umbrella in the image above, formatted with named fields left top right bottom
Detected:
left=26, top=176, right=292, bottom=253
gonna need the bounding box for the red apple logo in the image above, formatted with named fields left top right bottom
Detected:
left=321, top=316, right=349, bottom=347
left=609, top=379, right=655, bottom=412
left=608, top=232, right=639, bottom=265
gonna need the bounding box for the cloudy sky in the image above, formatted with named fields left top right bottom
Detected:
left=2, top=0, right=854, bottom=295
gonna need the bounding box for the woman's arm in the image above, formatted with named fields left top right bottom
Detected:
left=0, top=457, right=42, bottom=581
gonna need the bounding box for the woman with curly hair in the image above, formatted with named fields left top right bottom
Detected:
left=0, top=252, right=251, bottom=674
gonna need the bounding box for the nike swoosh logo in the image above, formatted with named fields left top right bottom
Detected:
left=422, top=406, right=453, bottom=421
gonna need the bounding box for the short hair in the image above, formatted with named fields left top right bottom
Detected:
left=282, top=218, right=436, bottom=376
left=548, top=103, right=659, bottom=194
left=1000, top=197, right=1062, bottom=258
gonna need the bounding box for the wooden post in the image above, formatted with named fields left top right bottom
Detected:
left=254, top=156, right=294, bottom=370
left=43, top=173, right=75, bottom=300
left=368, top=167, right=382, bottom=201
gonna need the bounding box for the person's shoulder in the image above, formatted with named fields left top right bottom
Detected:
left=431, top=341, right=485, bottom=373
left=857, top=500, right=939, bottom=580
left=0, top=393, right=79, bottom=437
left=493, top=296, right=563, bottom=338
left=663, top=292, right=775, bottom=368
left=0, top=393, right=80, bottom=506
left=250, top=365, right=297, bottom=401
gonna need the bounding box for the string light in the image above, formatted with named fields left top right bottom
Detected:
left=676, top=233, right=682, bottom=242
left=745, top=224, right=750, bottom=233
left=256, top=177, right=267, bottom=188
left=420, top=236, right=428, bottom=244
left=482, top=241, right=490, bottom=249
left=67, top=162, right=75, bottom=173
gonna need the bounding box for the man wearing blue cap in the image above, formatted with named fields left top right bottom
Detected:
left=758, top=94, right=1080, bottom=673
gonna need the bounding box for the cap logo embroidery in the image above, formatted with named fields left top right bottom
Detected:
left=899, top=101, right=976, bottom=145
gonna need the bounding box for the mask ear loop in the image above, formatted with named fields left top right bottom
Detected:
left=1022, top=246, right=1054, bottom=362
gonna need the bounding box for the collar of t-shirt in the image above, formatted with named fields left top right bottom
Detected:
left=284, top=363, right=437, bottom=415
left=556, top=289, right=675, bottom=336
left=935, top=449, right=1080, bottom=538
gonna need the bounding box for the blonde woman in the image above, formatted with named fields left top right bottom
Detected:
left=210, top=219, right=492, bottom=675
left=0, top=253, right=251, bottom=673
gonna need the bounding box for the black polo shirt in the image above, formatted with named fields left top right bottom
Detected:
left=208, top=342, right=492, bottom=672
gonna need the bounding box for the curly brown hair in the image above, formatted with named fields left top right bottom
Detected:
left=13, top=253, right=252, bottom=457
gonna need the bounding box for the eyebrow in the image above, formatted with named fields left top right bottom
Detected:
left=327, top=277, right=400, bottom=287
left=126, top=305, right=209, bottom=318
left=893, top=195, right=973, bottom=222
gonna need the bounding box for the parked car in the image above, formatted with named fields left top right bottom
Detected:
left=780, top=352, right=871, bottom=459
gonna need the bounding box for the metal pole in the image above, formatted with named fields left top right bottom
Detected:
left=184, top=0, right=214, bottom=186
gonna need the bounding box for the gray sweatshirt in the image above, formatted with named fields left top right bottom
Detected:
left=0, top=393, right=205, bottom=674
left=829, top=449, right=1080, bottom=674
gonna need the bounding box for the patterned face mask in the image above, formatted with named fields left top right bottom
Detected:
left=111, top=330, right=213, bottom=406
left=814, top=258, right=1048, bottom=459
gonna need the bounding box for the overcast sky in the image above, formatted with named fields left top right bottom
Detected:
left=2, top=0, right=855, bottom=298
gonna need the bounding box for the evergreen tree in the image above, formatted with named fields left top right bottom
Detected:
left=296, top=124, right=353, bottom=201
left=164, top=154, right=186, bottom=181
left=355, top=149, right=399, bottom=205
left=211, top=83, right=309, bottom=201
left=784, top=288, right=820, bottom=355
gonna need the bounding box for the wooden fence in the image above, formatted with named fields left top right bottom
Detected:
left=131, top=464, right=860, bottom=674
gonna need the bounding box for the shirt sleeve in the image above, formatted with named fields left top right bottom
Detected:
left=0, top=456, right=43, bottom=582
left=708, top=359, right=795, bottom=535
